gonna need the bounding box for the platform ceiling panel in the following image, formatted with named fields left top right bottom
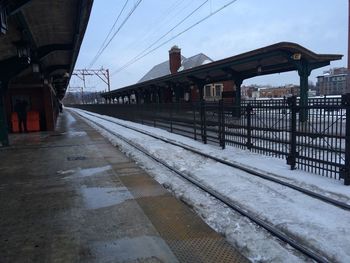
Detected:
left=0, top=16, right=22, bottom=61
left=41, top=51, right=71, bottom=68
left=0, top=0, right=93, bottom=99
left=22, top=0, right=76, bottom=46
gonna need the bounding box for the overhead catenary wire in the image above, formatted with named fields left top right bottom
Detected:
left=80, top=0, right=188, bottom=92
left=112, top=0, right=239, bottom=76
left=88, top=0, right=130, bottom=69
left=122, top=0, right=190, bottom=53
left=112, top=0, right=209, bottom=76
left=88, top=0, right=143, bottom=68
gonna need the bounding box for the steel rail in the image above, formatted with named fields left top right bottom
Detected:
left=75, top=110, right=332, bottom=263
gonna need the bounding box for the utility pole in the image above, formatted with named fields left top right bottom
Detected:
left=106, top=69, right=110, bottom=92
left=67, top=86, right=84, bottom=104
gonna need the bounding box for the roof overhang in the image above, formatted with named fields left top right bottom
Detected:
left=103, top=42, right=342, bottom=97
left=0, top=0, right=94, bottom=99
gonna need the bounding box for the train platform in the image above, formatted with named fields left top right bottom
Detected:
left=0, top=111, right=248, bottom=263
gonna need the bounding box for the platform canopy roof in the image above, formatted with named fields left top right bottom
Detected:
left=0, top=0, right=93, bottom=99
left=103, top=42, right=342, bottom=98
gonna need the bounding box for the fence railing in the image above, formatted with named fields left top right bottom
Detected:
left=71, top=94, right=350, bottom=185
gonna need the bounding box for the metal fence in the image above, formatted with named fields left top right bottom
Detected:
left=71, top=94, right=350, bottom=185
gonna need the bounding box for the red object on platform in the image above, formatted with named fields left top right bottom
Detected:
left=27, top=111, right=40, bottom=132
left=11, top=112, right=19, bottom=133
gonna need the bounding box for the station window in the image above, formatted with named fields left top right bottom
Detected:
left=205, top=85, right=212, bottom=97
left=214, top=84, right=223, bottom=97
left=204, top=84, right=224, bottom=100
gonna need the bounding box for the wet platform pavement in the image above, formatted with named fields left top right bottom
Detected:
left=0, top=111, right=248, bottom=263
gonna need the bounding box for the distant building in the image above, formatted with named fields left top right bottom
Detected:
left=242, top=85, right=299, bottom=99
left=308, top=89, right=317, bottom=97
left=242, top=85, right=259, bottom=99
left=242, top=84, right=300, bottom=99
left=259, top=85, right=299, bottom=98
left=316, top=67, right=347, bottom=95
left=139, top=46, right=235, bottom=102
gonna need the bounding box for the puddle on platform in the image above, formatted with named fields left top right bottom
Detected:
left=92, top=236, right=178, bottom=262
left=57, top=169, right=76, bottom=175
left=81, top=186, right=133, bottom=209
left=61, top=165, right=112, bottom=179
left=63, top=131, right=87, bottom=137
left=78, top=165, right=112, bottom=177
left=66, top=112, right=77, bottom=126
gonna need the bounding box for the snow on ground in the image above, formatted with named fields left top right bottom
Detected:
left=74, top=109, right=350, bottom=203
left=69, top=108, right=350, bottom=262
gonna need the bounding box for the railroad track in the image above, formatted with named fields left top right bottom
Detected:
left=78, top=110, right=350, bottom=211
left=74, top=109, right=345, bottom=263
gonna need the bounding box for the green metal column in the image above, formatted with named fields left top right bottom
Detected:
left=298, top=62, right=310, bottom=122
left=174, top=86, right=182, bottom=103
left=196, top=82, right=207, bottom=143
left=157, top=88, right=162, bottom=103
left=0, top=81, right=9, bottom=147
left=135, top=92, right=140, bottom=104
left=198, top=83, right=204, bottom=102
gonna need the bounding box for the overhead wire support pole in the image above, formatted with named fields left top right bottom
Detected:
left=106, top=69, right=110, bottom=92
left=72, top=68, right=111, bottom=93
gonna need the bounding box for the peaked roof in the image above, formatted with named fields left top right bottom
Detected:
left=138, top=53, right=213, bottom=83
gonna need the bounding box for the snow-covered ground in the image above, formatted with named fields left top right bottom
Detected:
left=69, top=108, right=350, bottom=263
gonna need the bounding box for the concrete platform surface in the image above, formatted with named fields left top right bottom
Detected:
left=0, top=111, right=248, bottom=263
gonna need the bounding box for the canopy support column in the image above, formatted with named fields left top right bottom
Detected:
left=0, top=81, right=9, bottom=147
left=296, top=60, right=311, bottom=122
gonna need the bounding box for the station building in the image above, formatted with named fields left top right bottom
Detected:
left=0, top=0, right=93, bottom=146
left=137, top=45, right=236, bottom=103
left=316, top=67, right=348, bottom=95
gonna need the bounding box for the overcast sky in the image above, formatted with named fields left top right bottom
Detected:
left=72, top=0, right=347, bottom=92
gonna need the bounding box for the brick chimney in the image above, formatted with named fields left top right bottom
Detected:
left=169, top=45, right=181, bottom=74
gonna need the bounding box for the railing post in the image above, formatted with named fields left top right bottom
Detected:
left=246, top=103, right=253, bottom=150
left=218, top=101, right=221, bottom=146
left=193, top=102, right=197, bottom=141
left=153, top=103, right=156, bottom=127
left=222, top=101, right=226, bottom=149
left=341, top=93, right=350, bottom=185
left=170, top=103, right=173, bottom=133
left=287, top=96, right=297, bottom=170
left=139, top=103, right=146, bottom=124
left=201, top=100, right=207, bottom=144
left=136, top=102, right=140, bottom=124
left=219, top=100, right=225, bottom=149
left=133, top=103, right=137, bottom=122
